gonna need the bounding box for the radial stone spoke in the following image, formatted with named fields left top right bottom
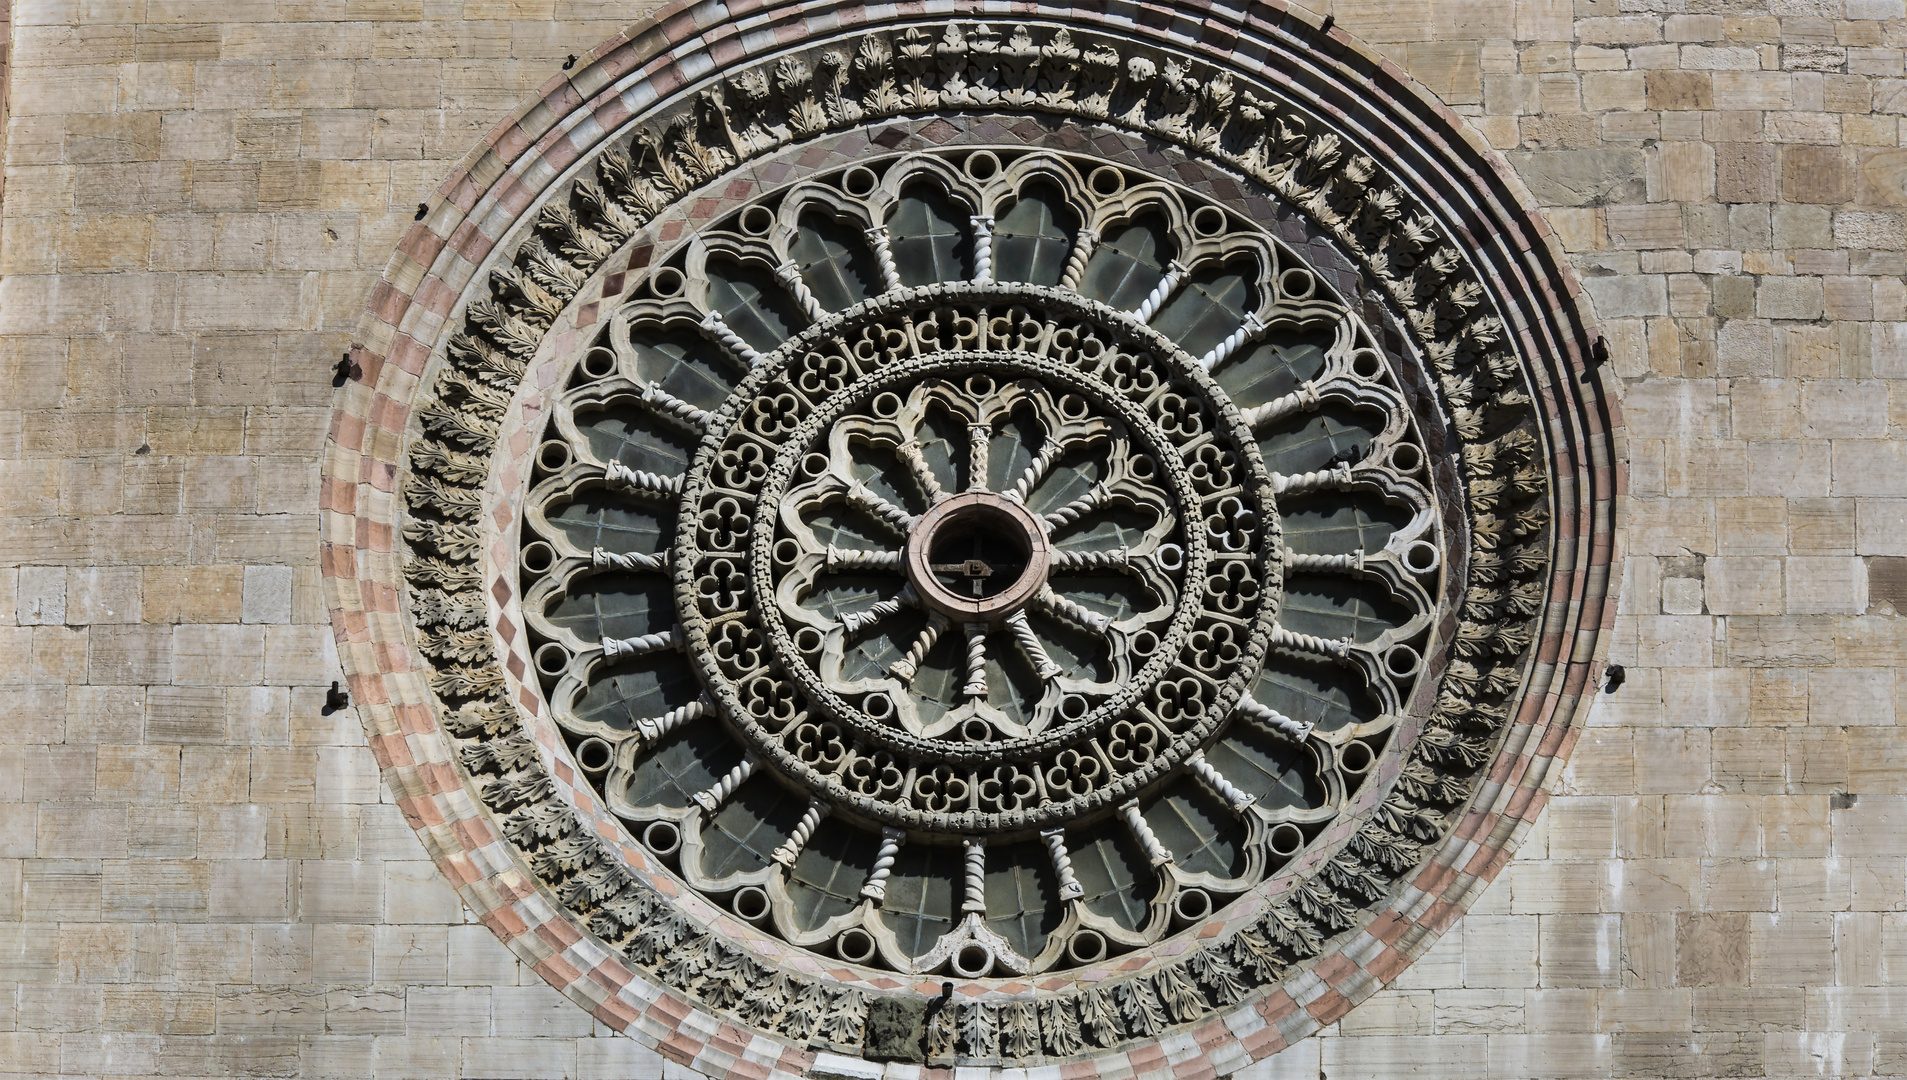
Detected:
left=889, top=612, right=951, bottom=684
left=692, top=755, right=756, bottom=813
left=602, top=626, right=683, bottom=661
left=962, top=622, right=990, bottom=699
left=771, top=799, right=829, bottom=867
left=967, top=424, right=991, bottom=492
left=860, top=827, right=904, bottom=903
left=1005, top=610, right=1062, bottom=681
left=1007, top=439, right=1066, bottom=504
left=962, top=837, right=987, bottom=914
left=1237, top=694, right=1315, bottom=741
left=839, top=584, right=919, bottom=636
left=896, top=439, right=949, bottom=505
left=592, top=546, right=670, bottom=573
left=1042, top=828, right=1086, bottom=901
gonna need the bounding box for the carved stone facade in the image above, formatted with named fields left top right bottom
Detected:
left=327, top=5, right=1613, bottom=1075
left=24, top=0, right=1907, bottom=1077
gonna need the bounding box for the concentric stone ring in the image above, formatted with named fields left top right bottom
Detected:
left=329, top=7, right=1620, bottom=1071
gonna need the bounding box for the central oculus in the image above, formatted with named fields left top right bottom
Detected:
left=906, top=490, right=1051, bottom=624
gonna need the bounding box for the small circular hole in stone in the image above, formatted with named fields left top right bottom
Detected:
left=1269, top=823, right=1305, bottom=857
left=521, top=541, right=557, bottom=576
left=952, top=943, right=994, bottom=978
left=1385, top=644, right=1421, bottom=680
left=1279, top=267, right=1315, bottom=301
left=1067, top=930, right=1107, bottom=965
left=643, top=820, right=681, bottom=857
left=535, top=642, right=571, bottom=677
left=836, top=927, right=877, bottom=964
left=842, top=166, right=878, bottom=197
left=1173, top=888, right=1212, bottom=923
left=733, top=886, right=771, bottom=923
left=741, top=205, right=775, bottom=236
left=650, top=266, right=685, bottom=298
left=1340, top=740, right=1375, bottom=775
left=575, top=737, right=613, bottom=775
left=537, top=440, right=573, bottom=473
left=581, top=347, right=618, bottom=380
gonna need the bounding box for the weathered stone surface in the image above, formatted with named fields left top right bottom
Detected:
left=2, top=0, right=1905, bottom=1075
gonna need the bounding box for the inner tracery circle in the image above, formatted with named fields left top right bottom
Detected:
left=906, top=492, right=1051, bottom=622
left=511, top=141, right=1455, bottom=984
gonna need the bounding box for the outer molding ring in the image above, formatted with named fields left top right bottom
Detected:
left=321, top=4, right=1624, bottom=1077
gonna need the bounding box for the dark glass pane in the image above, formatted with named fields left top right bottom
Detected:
left=1281, top=494, right=1414, bottom=557
left=786, top=821, right=877, bottom=932
left=994, top=184, right=1077, bottom=286
left=1150, top=261, right=1254, bottom=360
left=707, top=259, right=804, bottom=353
left=546, top=572, right=672, bottom=644
left=627, top=329, right=748, bottom=410
left=571, top=653, right=702, bottom=736
left=1279, top=571, right=1415, bottom=644
left=881, top=844, right=960, bottom=957
left=1070, top=818, right=1157, bottom=931
left=572, top=401, right=696, bottom=478
left=1141, top=779, right=1246, bottom=879
left=986, top=411, right=1041, bottom=494
left=544, top=491, right=673, bottom=558
left=615, top=714, right=740, bottom=807
left=700, top=774, right=800, bottom=879
left=791, top=213, right=879, bottom=312
left=984, top=842, right=1062, bottom=959
left=1251, top=657, right=1378, bottom=737
left=1020, top=445, right=1108, bottom=517
left=1211, top=331, right=1333, bottom=411
left=1079, top=215, right=1170, bottom=311
left=890, top=187, right=972, bottom=286
left=1044, top=570, right=1153, bottom=625
left=1256, top=405, right=1383, bottom=477
left=1204, top=721, right=1329, bottom=812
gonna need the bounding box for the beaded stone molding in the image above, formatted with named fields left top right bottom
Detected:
left=324, top=4, right=1622, bottom=1078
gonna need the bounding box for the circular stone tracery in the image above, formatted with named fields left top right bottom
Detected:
left=327, top=7, right=1621, bottom=1074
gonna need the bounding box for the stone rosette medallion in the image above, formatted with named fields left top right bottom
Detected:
left=323, top=4, right=1623, bottom=1077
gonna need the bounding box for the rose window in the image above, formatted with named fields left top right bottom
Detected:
left=517, top=150, right=1438, bottom=978
left=346, top=12, right=1618, bottom=1070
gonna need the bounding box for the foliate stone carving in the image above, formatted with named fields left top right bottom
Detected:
left=358, top=13, right=1600, bottom=1069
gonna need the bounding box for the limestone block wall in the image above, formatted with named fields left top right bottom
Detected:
left=0, top=1, right=1902, bottom=1078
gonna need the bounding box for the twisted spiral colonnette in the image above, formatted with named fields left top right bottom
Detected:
left=700, top=309, right=760, bottom=366
left=771, top=800, right=829, bottom=867
left=890, top=612, right=949, bottom=683
left=693, top=756, right=756, bottom=813
left=864, top=225, right=905, bottom=294
left=1122, top=800, right=1174, bottom=867
left=970, top=215, right=995, bottom=283
left=1043, top=827, right=1085, bottom=901
left=592, top=546, right=670, bottom=573
left=962, top=837, right=987, bottom=913
left=640, top=381, right=713, bottom=430
left=861, top=827, right=904, bottom=901
left=1057, top=226, right=1098, bottom=292
left=962, top=623, right=990, bottom=699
